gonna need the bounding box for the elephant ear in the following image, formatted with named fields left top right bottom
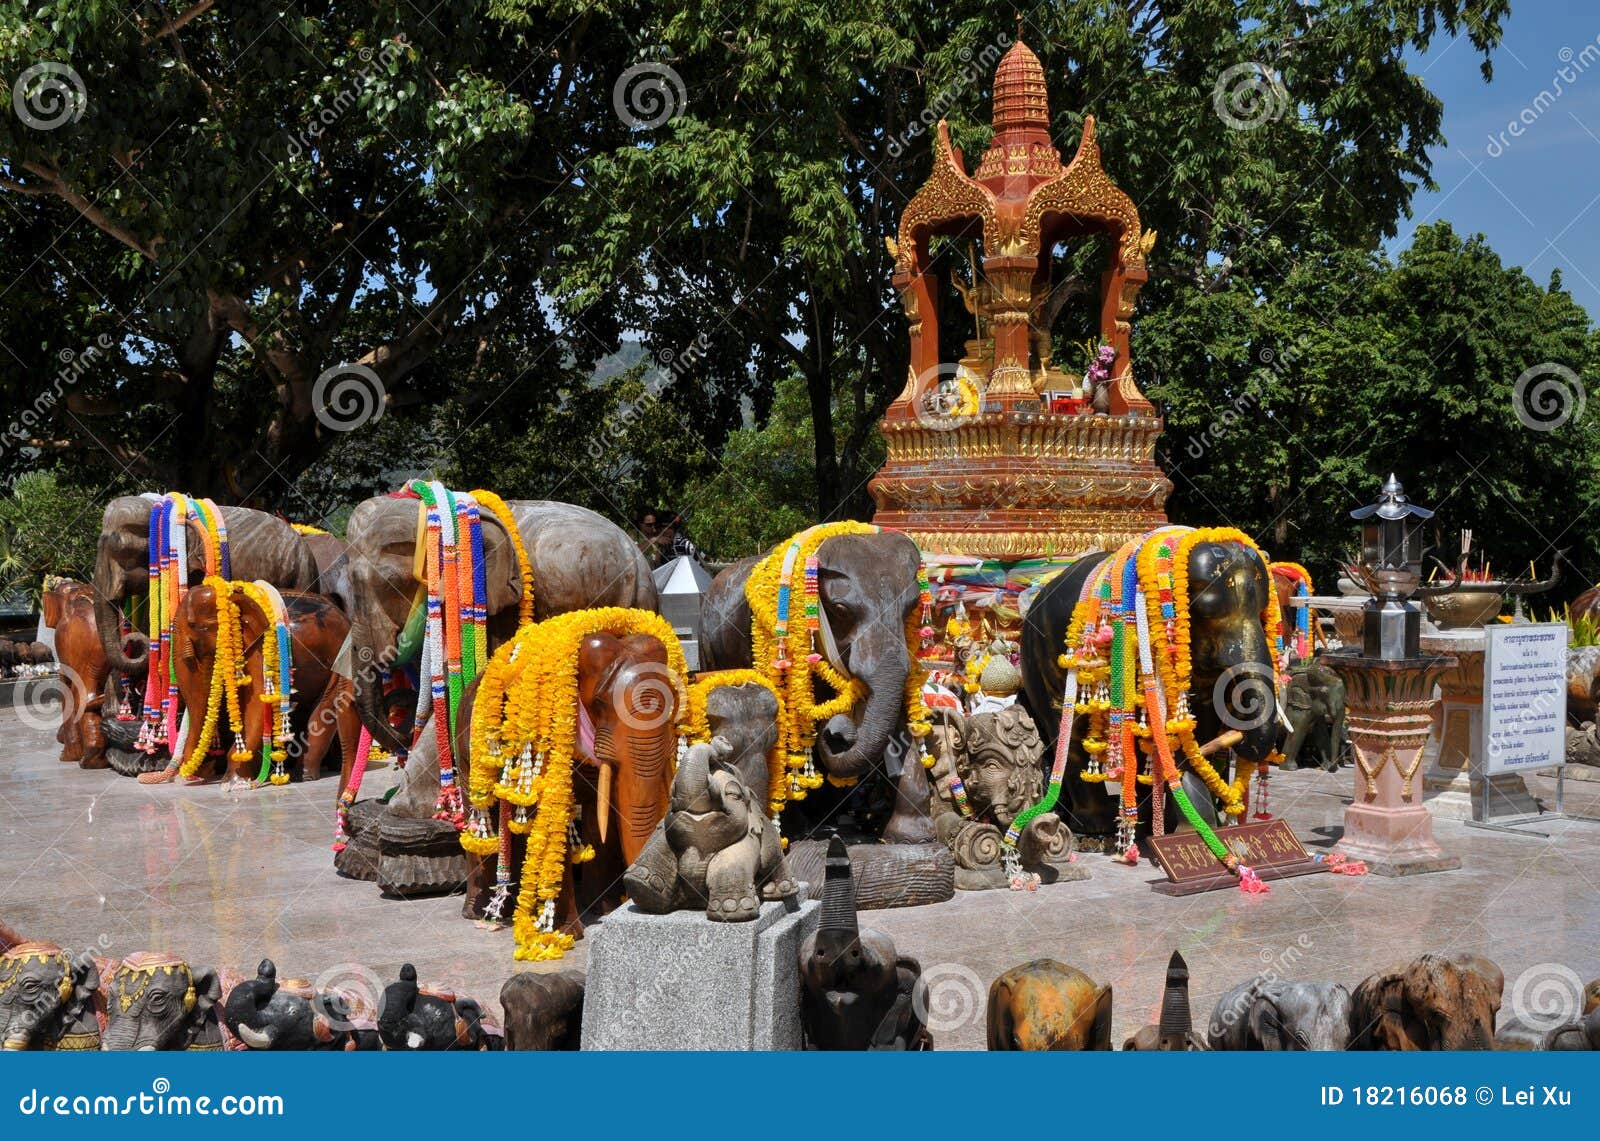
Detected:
left=1088, top=983, right=1114, bottom=1051
left=1248, top=995, right=1293, bottom=1050
left=985, top=979, right=1013, bottom=1051
left=68, top=951, right=101, bottom=1007
left=475, top=507, right=525, bottom=620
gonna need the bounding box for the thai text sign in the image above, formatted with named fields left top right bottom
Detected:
left=1482, top=622, right=1567, bottom=775
left=1149, top=819, right=1311, bottom=884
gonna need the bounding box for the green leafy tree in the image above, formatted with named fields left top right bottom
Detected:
left=0, top=468, right=103, bottom=593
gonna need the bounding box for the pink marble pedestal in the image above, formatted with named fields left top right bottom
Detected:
left=1324, top=653, right=1462, bottom=876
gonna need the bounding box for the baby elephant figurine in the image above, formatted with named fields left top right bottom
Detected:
left=624, top=737, right=798, bottom=921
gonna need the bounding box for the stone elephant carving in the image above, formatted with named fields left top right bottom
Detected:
left=1543, top=1006, right=1600, bottom=1050
left=500, top=970, right=585, bottom=1050
left=625, top=737, right=799, bottom=920
left=453, top=630, right=682, bottom=932
left=1020, top=538, right=1281, bottom=842
left=92, top=496, right=319, bottom=683
left=1208, top=978, right=1353, bottom=1050
left=101, top=953, right=225, bottom=1051
left=925, top=705, right=1075, bottom=888
left=377, top=964, right=501, bottom=1051
left=700, top=529, right=932, bottom=842
left=1281, top=660, right=1347, bottom=771
left=1350, top=952, right=1503, bottom=1050
left=0, top=943, right=103, bottom=1051
left=300, top=530, right=354, bottom=617
left=987, top=959, right=1112, bottom=1050
left=42, top=578, right=117, bottom=769
left=223, top=959, right=379, bottom=1051
left=799, top=837, right=929, bottom=1050
left=167, top=585, right=359, bottom=789
left=342, top=494, right=656, bottom=756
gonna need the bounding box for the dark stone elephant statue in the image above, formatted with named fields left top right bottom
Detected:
left=223, top=959, right=379, bottom=1050
left=699, top=529, right=932, bottom=843
left=0, top=942, right=103, bottom=1051
left=91, top=496, right=319, bottom=686
left=1349, top=952, right=1503, bottom=1049
left=1208, top=978, right=1353, bottom=1049
left=500, top=971, right=585, bottom=1050
left=168, top=585, right=359, bottom=789
left=377, top=964, right=501, bottom=1050
left=101, top=952, right=225, bottom=1051
left=1281, top=659, right=1347, bottom=771
left=986, top=959, right=1113, bottom=1050
left=341, top=494, right=656, bottom=757
left=1019, top=536, right=1281, bottom=843
left=799, top=837, right=929, bottom=1050
left=625, top=737, right=799, bottom=920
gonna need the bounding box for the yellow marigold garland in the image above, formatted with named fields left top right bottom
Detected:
left=744, top=522, right=933, bottom=800
left=460, top=608, right=688, bottom=961
left=179, top=576, right=252, bottom=777
left=289, top=522, right=330, bottom=536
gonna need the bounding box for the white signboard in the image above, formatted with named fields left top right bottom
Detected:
left=1482, top=622, right=1568, bottom=775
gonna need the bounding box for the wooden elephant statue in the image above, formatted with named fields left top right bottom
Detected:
left=1208, top=978, right=1353, bottom=1050
left=223, top=959, right=379, bottom=1050
left=0, top=942, right=103, bottom=1051
left=987, top=959, right=1112, bottom=1050
left=42, top=578, right=116, bottom=769
left=377, top=964, right=501, bottom=1050
left=101, top=953, right=225, bottom=1050
left=1350, top=951, right=1503, bottom=1049
left=161, top=583, right=360, bottom=790
left=624, top=737, right=799, bottom=920
left=500, top=970, right=585, bottom=1050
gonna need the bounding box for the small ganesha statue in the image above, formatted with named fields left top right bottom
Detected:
left=926, top=705, right=1081, bottom=890
left=625, top=737, right=799, bottom=921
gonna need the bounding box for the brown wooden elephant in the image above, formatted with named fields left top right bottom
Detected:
left=42, top=578, right=116, bottom=769
left=987, top=959, right=1113, bottom=1050
left=164, top=585, right=360, bottom=790
left=1350, top=951, right=1504, bottom=1050
left=454, top=630, right=680, bottom=934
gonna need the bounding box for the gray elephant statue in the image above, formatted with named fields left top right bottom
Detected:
left=1281, top=659, right=1347, bottom=771
left=1544, top=1007, right=1600, bottom=1050
left=0, top=942, right=103, bottom=1051
left=500, top=970, right=586, bottom=1050
left=625, top=737, right=799, bottom=920
left=224, top=959, right=379, bottom=1051
left=377, top=964, right=501, bottom=1050
left=925, top=705, right=1079, bottom=889
left=1349, top=951, right=1503, bottom=1050
left=798, top=836, right=930, bottom=1050
left=102, top=952, right=225, bottom=1051
left=1208, top=978, right=1353, bottom=1050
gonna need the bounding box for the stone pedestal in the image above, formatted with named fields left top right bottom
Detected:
left=1324, top=653, right=1461, bottom=876
left=580, top=891, right=818, bottom=1050
left=1419, top=630, right=1540, bottom=820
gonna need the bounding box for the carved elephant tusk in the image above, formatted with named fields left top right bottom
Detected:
left=597, top=762, right=612, bottom=846
left=1198, top=729, right=1243, bottom=756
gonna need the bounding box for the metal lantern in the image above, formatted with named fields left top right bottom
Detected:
left=1349, top=474, right=1433, bottom=659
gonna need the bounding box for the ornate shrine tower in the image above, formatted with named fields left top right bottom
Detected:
left=869, top=38, right=1170, bottom=559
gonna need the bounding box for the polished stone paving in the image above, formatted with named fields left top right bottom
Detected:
left=4, top=706, right=1599, bottom=1049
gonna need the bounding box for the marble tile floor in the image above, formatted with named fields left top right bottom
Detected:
left=3, top=707, right=1598, bottom=1050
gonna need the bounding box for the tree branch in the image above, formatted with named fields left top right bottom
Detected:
left=146, top=0, right=214, bottom=40
left=17, top=161, right=162, bottom=261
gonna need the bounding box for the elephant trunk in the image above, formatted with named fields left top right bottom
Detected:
left=350, top=606, right=407, bottom=755
left=818, top=835, right=858, bottom=935
left=1196, top=631, right=1280, bottom=764
left=1, top=1009, right=42, bottom=1050
left=610, top=715, right=676, bottom=865
left=817, top=629, right=910, bottom=780
left=100, top=1016, right=153, bottom=1052
left=93, top=549, right=147, bottom=676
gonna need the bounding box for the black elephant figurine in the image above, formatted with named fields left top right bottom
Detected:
left=799, top=837, right=929, bottom=1050
left=224, top=959, right=379, bottom=1051
left=1281, top=660, right=1347, bottom=771
left=500, top=970, right=585, bottom=1050
left=103, top=952, right=224, bottom=1050
left=378, top=964, right=502, bottom=1050
left=1123, top=951, right=1206, bottom=1050
left=0, top=942, right=103, bottom=1051
left=624, top=737, right=799, bottom=920
left=1350, top=952, right=1503, bottom=1050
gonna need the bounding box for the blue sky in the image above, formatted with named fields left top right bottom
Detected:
left=1395, top=4, right=1600, bottom=322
